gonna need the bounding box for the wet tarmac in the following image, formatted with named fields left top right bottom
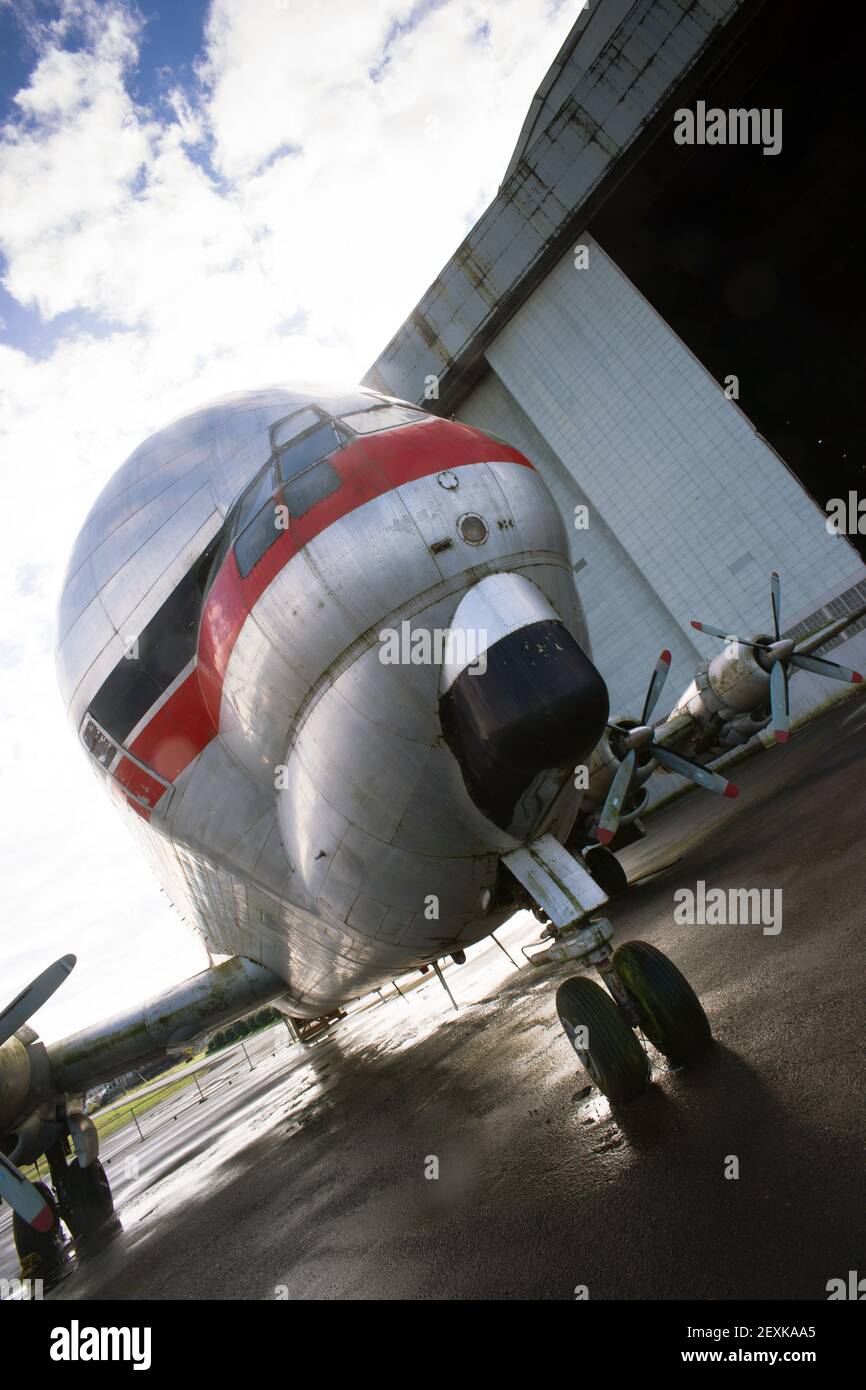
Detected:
left=4, top=695, right=866, bottom=1300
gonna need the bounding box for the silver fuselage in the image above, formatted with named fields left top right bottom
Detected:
left=56, top=387, right=596, bottom=1016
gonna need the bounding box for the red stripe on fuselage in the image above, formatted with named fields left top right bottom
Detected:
left=126, top=418, right=532, bottom=795
left=126, top=667, right=214, bottom=782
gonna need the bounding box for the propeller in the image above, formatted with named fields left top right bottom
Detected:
left=0, top=954, right=76, bottom=1048
left=0, top=954, right=76, bottom=1231
left=691, top=571, right=862, bottom=744
left=596, top=651, right=738, bottom=845
left=0, top=1154, right=54, bottom=1232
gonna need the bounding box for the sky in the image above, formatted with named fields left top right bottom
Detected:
left=0, top=0, right=583, bottom=1041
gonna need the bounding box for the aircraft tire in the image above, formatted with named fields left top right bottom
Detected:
left=612, top=940, right=712, bottom=1065
left=65, top=1159, right=116, bottom=1241
left=555, top=976, right=650, bottom=1104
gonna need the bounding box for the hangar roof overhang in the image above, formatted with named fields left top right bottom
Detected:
left=364, top=0, right=759, bottom=413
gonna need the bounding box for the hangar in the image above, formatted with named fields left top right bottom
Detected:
left=364, top=0, right=866, bottom=728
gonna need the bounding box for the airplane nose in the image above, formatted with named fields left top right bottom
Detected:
left=439, top=574, right=609, bottom=838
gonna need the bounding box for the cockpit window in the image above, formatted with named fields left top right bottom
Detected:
left=212, top=406, right=422, bottom=584
left=236, top=465, right=277, bottom=530
left=276, top=420, right=345, bottom=483
left=235, top=488, right=282, bottom=578
left=233, top=422, right=347, bottom=576
left=339, top=403, right=428, bottom=434
left=271, top=406, right=323, bottom=452
left=282, top=459, right=341, bottom=518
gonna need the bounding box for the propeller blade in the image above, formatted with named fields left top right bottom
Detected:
left=0, top=954, right=76, bottom=1048
left=653, top=746, right=739, bottom=798
left=769, top=659, right=790, bottom=742
left=790, top=652, right=863, bottom=684
left=596, top=749, right=637, bottom=845
left=690, top=620, right=739, bottom=641
left=641, top=649, right=671, bottom=725
left=770, top=571, right=781, bottom=641
left=691, top=621, right=763, bottom=651
left=0, top=1154, right=55, bottom=1232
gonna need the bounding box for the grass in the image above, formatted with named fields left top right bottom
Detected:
left=92, top=1066, right=205, bottom=1141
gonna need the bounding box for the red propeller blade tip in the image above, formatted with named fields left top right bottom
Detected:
left=596, top=828, right=614, bottom=845
left=690, top=621, right=702, bottom=631
left=724, top=783, right=739, bottom=799
left=661, top=649, right=671, bottom=664
left=31, top=1205, right=55, bottom=1234
left=774, top=730, right=790, bottom=744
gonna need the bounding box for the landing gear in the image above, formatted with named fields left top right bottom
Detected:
left=612, top=940, right=712, bottom=1065
left=504, top=833, right=712, bottom=1105
left=556, top=976, right=650, bottom=1104
left=582, top=844, right=629, bottom=898
left=12, top=1157, right=117, bottom=1273
left=12, top=1180, right=63, bottom=1270
left=63, top=1160, right=116, bottom=1243
left=34, top=1136, right=119, bottom=1257
left=556, top=943, right=712, bottom=1100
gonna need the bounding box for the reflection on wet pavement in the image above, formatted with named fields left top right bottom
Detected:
left=2, top=699, right=865, bottom=1300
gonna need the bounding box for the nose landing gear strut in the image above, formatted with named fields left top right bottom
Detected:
left=504, top=834, right=711, bottom=1104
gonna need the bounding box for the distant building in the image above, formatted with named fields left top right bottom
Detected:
left=366, top=0, right=866, bottom=725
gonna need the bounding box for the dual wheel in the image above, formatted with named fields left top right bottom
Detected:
left=555, top=941, right=711, bottom=1104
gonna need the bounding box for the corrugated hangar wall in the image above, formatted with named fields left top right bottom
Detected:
left=455, top=233, right=866, bottom=724
left=456, top=368, right=701, bottom=720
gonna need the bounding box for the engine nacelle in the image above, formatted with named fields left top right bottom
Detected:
left=672, top=638, right=773, bottom=729
left=0, top=1025, right=55, bottom=1164
left=0, top=1037, right=33, bottom=1131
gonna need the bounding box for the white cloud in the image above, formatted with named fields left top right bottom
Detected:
left=0, top=0, right=582, bottom=1041
left=1, top=6, right=152, bottom=274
